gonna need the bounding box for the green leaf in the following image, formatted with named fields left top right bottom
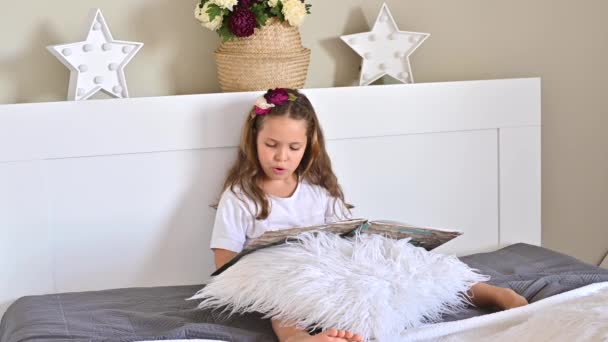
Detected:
left=269, top=0, right=284, bottom=21
left=255, top=13, right=269, bottom=27
left=269, top=6, right=280, bottom=16
left=217, top=22, right=235, bottom=42
left=305, top=4, right=311, bottom=14
left=206, top=3, right=224, bottom=22
left=251, top=2, right=270, bottom=27
left=252, top=1, right=269, bottom=11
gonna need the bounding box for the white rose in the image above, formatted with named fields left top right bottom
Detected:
left=255, top=96, right=275, bottom=110
left=209, top=0, right=238, bottom=10
left=194, top=4, right=207, bottom=22
left=282, top=0, right=307, bottom=27
left=194, top=3, right=223, bottom=31
left=268, top=0, right=280, bottom=8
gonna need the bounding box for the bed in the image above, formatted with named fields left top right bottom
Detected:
left=4, top=78, right=601, bottom=341
left=2, top=243, right=607, bottom=342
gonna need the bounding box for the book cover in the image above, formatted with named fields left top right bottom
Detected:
left=211, top=219, right=462, bottom=276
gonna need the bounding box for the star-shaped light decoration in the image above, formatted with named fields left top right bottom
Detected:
left=47, top=9, right=143, bottom=101
left=340, top=3, right=429, bottom=86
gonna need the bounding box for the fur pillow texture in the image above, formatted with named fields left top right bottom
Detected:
left=190, top=232, right=488, bottom=341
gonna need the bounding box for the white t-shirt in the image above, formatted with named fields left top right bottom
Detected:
left=210, top=180, right=350, bottom=253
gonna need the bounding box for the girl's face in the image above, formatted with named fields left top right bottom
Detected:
left=256, top=115, right=308, bottom=182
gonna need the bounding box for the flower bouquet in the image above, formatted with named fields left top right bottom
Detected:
left=195, top=0, right=311, bottom=41
left=195, top=0, right=312, bottom=92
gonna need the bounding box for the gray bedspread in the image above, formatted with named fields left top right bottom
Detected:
left=2, top=243, right=608, bottom=342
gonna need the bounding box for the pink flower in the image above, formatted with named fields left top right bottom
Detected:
left=254, top=106, right=272, bottom=115
left=264, top=88, right=289, bottom=105
left=229, top=7, right=256, bottom=37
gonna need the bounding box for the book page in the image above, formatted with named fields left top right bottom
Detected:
left=212, top=218, right=463, bottom=276
left=243, top=218, right=368, bottom=252
left=367, top=221, right=462, bottom=250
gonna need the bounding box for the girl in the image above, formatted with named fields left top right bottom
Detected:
left=210, top=88, right=527, bottom=342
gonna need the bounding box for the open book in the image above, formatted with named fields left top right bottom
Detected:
left=211, top=218, right=462, bottom=276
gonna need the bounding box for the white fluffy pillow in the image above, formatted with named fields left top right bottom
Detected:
left=190, top=233, right=488, bottom=340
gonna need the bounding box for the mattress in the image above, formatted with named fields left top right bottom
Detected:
left=2, top=243, right=607, bottom=342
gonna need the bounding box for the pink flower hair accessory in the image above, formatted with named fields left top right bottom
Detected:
left=252, top=88, right=297, bottom=118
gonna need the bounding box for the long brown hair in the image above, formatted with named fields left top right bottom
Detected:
left=219, top=88, right=351, bottom=220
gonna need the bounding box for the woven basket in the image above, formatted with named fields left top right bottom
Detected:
left=215, top=18, right=311, bottom=92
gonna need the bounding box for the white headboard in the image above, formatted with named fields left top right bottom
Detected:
left=0, top=78, right=541, bottom=316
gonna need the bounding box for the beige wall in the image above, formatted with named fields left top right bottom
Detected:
left=1, top=0, right=606, bottom=264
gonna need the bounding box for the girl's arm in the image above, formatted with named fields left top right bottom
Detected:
left=213, top=248, right=237, bottom=270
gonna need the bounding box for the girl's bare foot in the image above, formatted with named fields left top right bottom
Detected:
left=497, top=288, right=528, bottom=310
left=285, top=328, right=364, bottom=342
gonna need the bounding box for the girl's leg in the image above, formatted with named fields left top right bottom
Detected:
left=468, top=282, right=528, bottom=310
left=271, top=319, right=363, bottom=342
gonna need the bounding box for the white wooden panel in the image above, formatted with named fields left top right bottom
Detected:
left=329, top=130, right=498, bottom=256
left=40, top=129, right=500, bottom=295
left=46, top=149, right=234, bottom=292
left=0, top=162, right=54, bottom=314
left=317, top=78, right=539, bottom=141
left=0, top=78, right=540, bottom=163
left=499, top=126, right=542, bottom=247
